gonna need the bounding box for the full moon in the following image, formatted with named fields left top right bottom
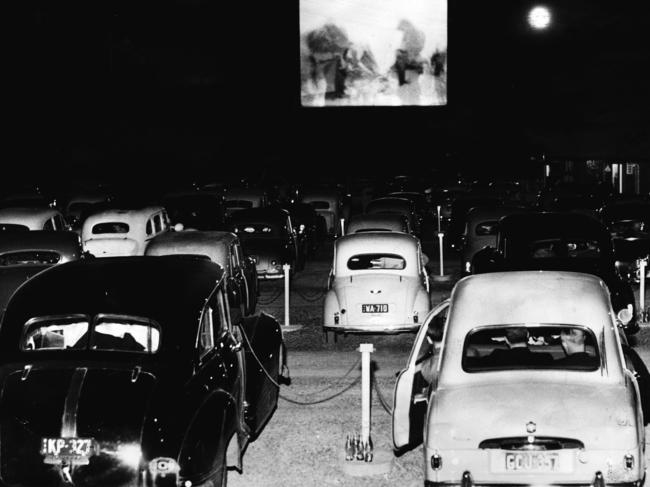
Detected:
left=528, top=6, right=551, bottom=29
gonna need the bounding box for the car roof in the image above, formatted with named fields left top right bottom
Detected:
left=145, top=231, right=236, bottom=267
left=347, top=213, right=407, bottom=232
left=0, top=231, right=82, bottom=255
left=225, top=188, right=265, bottom=198
left=84, top=206, right=165, bottom=222
left=0, top=207, right=61, bottom=225
left=0, top=256, right=223, bottom=355
left=449, top=271, right=610, bottom=334
left=465, top=206, right=529, bottom=225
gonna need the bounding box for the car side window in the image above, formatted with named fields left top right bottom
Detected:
left=146, top=219, right=153, bottom=236
left=198, top=306, right=215, bottom=358
left=43, top=218, right=55, bottom=231
left=154, top=214, right=162, bottom=233
left=230, top=245, right=240, bottom=269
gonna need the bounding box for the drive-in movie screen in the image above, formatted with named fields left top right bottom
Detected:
left=300, top=0, right=448, bottom=107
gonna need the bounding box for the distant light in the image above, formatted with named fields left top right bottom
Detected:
left=528, top=6, right=551, bottom=29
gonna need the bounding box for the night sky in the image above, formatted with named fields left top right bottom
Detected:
left=8, top=0, right=650, bottom=185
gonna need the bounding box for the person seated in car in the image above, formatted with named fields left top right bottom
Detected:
left=556, top=327, right=596, bottom=366
left=484, top=327, right=553, bottom=366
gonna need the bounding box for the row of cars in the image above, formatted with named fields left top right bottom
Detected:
left=0, top=189, right=298, bottom=485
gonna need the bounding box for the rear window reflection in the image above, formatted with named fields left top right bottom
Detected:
left=475, top=221, right=498, bottom=236
left=347, top=253, right=406, bottom=270
left=92, top=222, right=129, bottom=234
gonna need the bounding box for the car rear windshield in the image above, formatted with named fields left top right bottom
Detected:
left=505, top=236, right=603, bottom=259
left=462, top=324, right=599, bottom=372
left=309, top=201, right=330, bottom=210
left=347, top=253, right=406, bottom=270
left=92, top=222, right=129, bottom=234
left=226, top=200, right=254, bottom=208
left=21, top=314, right=160, bottom=353
left=0, top=224, right=30, bottom=232
left=0, top=251, right=61, bottom=266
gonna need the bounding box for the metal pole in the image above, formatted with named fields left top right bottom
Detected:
left=340, top=218, right=345, bottom=236
left=619, top=163, right=624, bottom=194
left=640, top=258, right=647, bottom=321
left=438, top=232, right=445, bottom=277
left=358, top=343, right=374, bottom=446
left=283, top=264, right=291, bottom=327
left=436, top=205, right=441, bottom=233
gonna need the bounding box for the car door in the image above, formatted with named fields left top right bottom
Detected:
left=393, top=300, right=449, bottom=453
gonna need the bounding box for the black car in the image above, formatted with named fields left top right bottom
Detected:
left=0, top=256, right=284, bottom=487
left=271, top=201, right=324, bottom=264
left=599, top=199, right=650, bottom=283
left=472, top=212, right=638, bottom=335
left=228, top=208, right=299, bottom=279
left=162, top=190, right=227, bottom=231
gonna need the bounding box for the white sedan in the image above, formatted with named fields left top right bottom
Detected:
left=323, top=232, right=430, bottom=336
left=393, top=270, right=647, bottom=486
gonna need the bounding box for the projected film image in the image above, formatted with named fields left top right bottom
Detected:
left=300, top=0, right=447, bottom=107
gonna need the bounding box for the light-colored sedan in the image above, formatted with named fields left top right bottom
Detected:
left=323, top=232, right=430, bottom=336
left=393, top=270, right=646, bottom=486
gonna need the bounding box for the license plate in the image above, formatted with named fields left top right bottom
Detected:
left=505, top=452, right=559, bottom=472
left=362, top=304, right=388, bottom=313
left=41, top=437, right=95, bottom=465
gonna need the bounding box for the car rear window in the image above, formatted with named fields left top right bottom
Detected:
left=226, top=200, right=254, bottom=208
left=92, top=222, right=129, bottom=234
left=475, top=220, right=498, bottom=236
left=309, top=201, right=330, bottom=210
left=21, top=314, right=160, bottom=353
left=526, top=238, right=602, bottom=259
left=347, top=253, right=406, bottom=270
left=462, top=324, right=599, bottom=372
left=0, top=251, right=61, bottom=266
left=0, top=224, right=30, bottom=232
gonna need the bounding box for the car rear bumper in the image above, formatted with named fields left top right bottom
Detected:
left=323, top=323, right=419, bottom=334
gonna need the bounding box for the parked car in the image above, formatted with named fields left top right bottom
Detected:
left=0, top=207, right=69, bottom=232
left=459, top=205, right=529, bottom=275
left=81, top=206, right=169, bottom=257
left=365, top=197, right=419, bottom=236
left=229, top=208, right=299, bottom=279
left=223, top=188, right=267, bottom=218
left=446, top=194, right=503, bottom=250
left=64, top=193, right=112, bottom=233
left=600, top=199, right=650, bottom=283
left=0, top=255, right=284, bottom=487
left=271, top=201, right=325, bottom=262
left=323, top=232, right=430, bottom=337
left=162, top=190, right=227, bottom=231
left=0, top=231, right=84, bottom=317
left=345, top=213, right=411, bottom=235
left=393, top=270, right=647, bottom=486
left=301, top=190, right=342, bottom=236
left=146, top=231, right=258, bottom=316
left=472, top=212, right=639, bottom=335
